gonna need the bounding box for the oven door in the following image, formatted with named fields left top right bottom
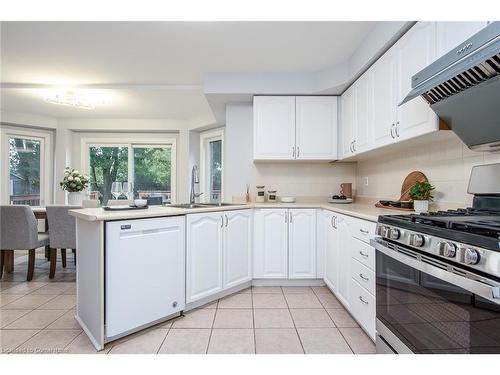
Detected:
left=372, top=238, right=500, bottom=354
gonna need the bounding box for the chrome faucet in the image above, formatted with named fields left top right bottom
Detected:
left=190, top=165, right=203, bottom=204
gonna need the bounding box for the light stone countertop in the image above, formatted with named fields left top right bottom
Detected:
left=68, top=200, right=411, bottom=223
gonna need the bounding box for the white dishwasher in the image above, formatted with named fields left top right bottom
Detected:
left=105, top=216, right=185, bottom=339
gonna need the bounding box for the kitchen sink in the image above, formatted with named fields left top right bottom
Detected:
left=167, top=203, right=208, bottom=209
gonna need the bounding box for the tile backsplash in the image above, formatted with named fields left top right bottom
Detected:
left=356, top=132, right=500, bottom=206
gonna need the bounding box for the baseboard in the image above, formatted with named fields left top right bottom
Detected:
left=75, top=314, right=104, bottom=351
left=252, top=279, right=325, bottom=287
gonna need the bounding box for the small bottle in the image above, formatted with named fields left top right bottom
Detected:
left=267, top=190, right=278, bottom=202
left=256, top=185, right=265, bottom=203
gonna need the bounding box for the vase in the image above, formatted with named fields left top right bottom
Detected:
left=68, top=192, right=84, bottom=206
left=413, top=200, right=429, bottom=214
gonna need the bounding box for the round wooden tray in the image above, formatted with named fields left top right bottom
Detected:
left=375, top=171, right=428, bottom=212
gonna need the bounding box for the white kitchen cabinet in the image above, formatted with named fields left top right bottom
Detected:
left=186, top=212, right=224, bottom=303
left=395, top=22, right=438, bottom=142
left=253, top=96, right=296, bottom=160
left=336, top=216, right=352, bottom=309
left=224, top=210, right=253, bottom=289
left=288, top=209, right=316, bottom=279
left=340, top=85, right=356, bottom=158
left=350, top=278, right=376, bottom=340
left=354, top=71, right=373, bottom=154
left=371, top=48, right=398, bottom=149
left=295, top=96, right=338, bottom=160
left=436, top=21, right=489, bottom=58
left=253, top=209, right=289, bottom=279
left=323, top=211, right=338, bottom=292
left=254, top=96, right=338, bottom=161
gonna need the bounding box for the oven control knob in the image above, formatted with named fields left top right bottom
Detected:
left=463, top=248, right=480, bottom=265
left=390, top=228, right=401, bottom=240
left=439, top=242, right=457, bottom=258
left=408, top=234, right=425, bottom=247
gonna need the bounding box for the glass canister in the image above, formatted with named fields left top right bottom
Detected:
left=256, top=185, right=265, bottom=203
left=267, top=190, right=278, bottom=202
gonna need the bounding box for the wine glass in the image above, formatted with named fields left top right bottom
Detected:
left=111, top=182, right=122, bottom=200
left=122, top=182, right=133, bottom=200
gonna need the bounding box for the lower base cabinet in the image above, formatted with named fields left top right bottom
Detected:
left=186, top=210, right=252, bottom=303
left=322, top=211, right=376, bottom=341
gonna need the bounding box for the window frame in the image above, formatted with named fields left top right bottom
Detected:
left=199, top=128, right=224, bottom=203
left=81, top=136, right=177, bottom=203
left=1, top=125, right=54, bottom=206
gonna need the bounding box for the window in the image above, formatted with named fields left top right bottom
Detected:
left=200, top=128, right=224, bottom=203
left=84, top=138, right=176, bottom=205
left=1, top=126, right=53, bottom=206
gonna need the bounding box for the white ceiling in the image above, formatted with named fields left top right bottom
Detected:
left=0, top=21, right=379, bottom=121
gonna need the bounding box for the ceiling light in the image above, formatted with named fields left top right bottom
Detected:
left=44, top=89, right=103, bottom=110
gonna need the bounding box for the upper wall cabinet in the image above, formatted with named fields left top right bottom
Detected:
left=295, top=96, right=338, bottom=160
left=253, top=96, right=338, bottom=161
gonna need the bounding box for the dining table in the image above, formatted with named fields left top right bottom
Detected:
left=3, top=206, right=49, bottom=274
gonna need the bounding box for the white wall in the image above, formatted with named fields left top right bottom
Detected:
left=224, top=103, right=357, bottom=201
left=356, top=132, right=500, bottom=206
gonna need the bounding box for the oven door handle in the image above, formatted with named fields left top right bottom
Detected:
left=371, top=239, right=500, bottom=303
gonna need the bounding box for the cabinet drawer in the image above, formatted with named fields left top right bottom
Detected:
left=350, top=278, right=375, bottom=341
left=351, top=238, right=375, bottom=271
left=351, top=258, right=375, bottom=295
left=350, top=218, right=376, bottom=244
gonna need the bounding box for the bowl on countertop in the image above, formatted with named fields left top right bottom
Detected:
left=280, top=196, right=296, bottom=203
left=133, top=199, right=148, bottom=207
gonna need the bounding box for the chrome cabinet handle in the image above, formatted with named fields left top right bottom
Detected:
left=390, top=124, right=395, bottom=138
left=292, top=146, right=296, bottom=158
left=297, top=147, right=300, bottom=158
left=359, top=296, right=369, bottom=305
left=359, top=251, right=369, bottom=258
left=359, top=273, right=369, bottom=282
left=353, top=140, right=356, bottom=152
left=359, top=229, right=369, bottom=234
left=395, top=122, right=400, bottom=137
left=220, top=216, right=224, bottom=228
left=225, top=214, right=229, bottom=227
left=285, top=213, right=288, bottom=223
left=289, top=212, right=293, bottom=223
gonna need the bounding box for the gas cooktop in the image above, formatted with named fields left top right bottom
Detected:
left=379, top=209, right=500, bottom=252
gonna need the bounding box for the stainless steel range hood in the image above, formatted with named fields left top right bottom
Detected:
left=401, top=22, right=500, bottom=152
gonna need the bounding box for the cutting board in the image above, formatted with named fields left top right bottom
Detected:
left=374, top=171, right=428, bottom=211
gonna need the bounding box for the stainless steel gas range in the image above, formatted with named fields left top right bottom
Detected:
left=372, top=163, right=500, bottom=354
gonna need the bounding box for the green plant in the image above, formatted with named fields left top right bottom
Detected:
left=409, top=181, right=435, bottom=201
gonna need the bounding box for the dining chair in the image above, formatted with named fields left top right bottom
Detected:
left=82, top=200, right=100, bottom=208
left=0, top=205, right=50, bottom=281
left=106, top=199, right=133, bottom=206
left=46, top=205, right=80, bottom=278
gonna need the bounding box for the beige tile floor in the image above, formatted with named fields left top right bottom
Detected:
left=1, top=250, right=375, bottom=354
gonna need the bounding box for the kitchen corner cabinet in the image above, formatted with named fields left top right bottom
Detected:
left=253, top=208, right=316, bottom=279
left=186, top=209, right=252, bottom=303
left=253, top=96, right=338, bottom=161
left=335, top=216, right=352, bottom=309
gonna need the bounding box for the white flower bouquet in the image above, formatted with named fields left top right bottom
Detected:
left=60, top=167, right=90, bottom=192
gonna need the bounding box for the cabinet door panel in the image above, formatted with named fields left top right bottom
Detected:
left=336, top=217, right=352, bottom=309
left=288, top=209, right=317, bottom=279
left=253, top=209, right=288, bottom=279
left=186, top=213, right=223, bottom=303
left=340, top=86, right=356, bottom=158
left=324, top=212, right=338, bottom=292
left=253, top=96, right=296, bottom=160
left=396, top=22, right=438, bottom=141
left=372, top=51, right=397, bottom=148
left=296, top=96, right=338, bottom=160
left=354, top=72, right=373, bottom=153
left=224, top=210, right=252, bottom=289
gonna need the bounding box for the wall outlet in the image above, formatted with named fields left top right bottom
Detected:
left=363, top=177, right=369, bottom=186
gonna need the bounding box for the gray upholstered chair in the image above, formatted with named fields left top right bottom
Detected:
left=0, top=205, right=49, bottom=281
left=46, top=205, right=80, bottom=278
left=82, top=200, right=100, bottom=208
left=106, top=199, right=133, bottom=206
